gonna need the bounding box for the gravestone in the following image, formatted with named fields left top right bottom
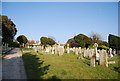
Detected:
left=81, top=48, right=84, bottom=53
left=53, top=44, right=58, bottom=54
left=83, top=50, right=87, bottom=57
left=75, top=48, right=79, bottom=55
left=99, top=50, right=108, bottom=67
left=51, top=47, right=55, bottom=54
left=90, top=56, right=96, bottom=67
left=86, top=48, right=90, bottom=57
left=88, top=49, right=93, bottom=58
left=113, top=49, right=116, bottom=55
left=73, top=47, right=75, bottom=52
left=45, top=47, right=50, bottom=53
left=109, top=48, right=113, bottom=57
left=66, top=44, right=70, bottom=53
left=58, top=46, right=64, bottom=56
left=93, top=43, right=99, bottom=60
left=79, top=47, right=82, bottom=54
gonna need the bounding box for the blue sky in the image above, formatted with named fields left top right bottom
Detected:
left=2, top=2, right=118, bottom=44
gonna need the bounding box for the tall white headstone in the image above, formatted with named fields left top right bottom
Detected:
left=99, top=50, right=108, bottom=67
left=93, top=43, right=99, bottom=60
left=58, top=46, right=64, bottom=56
left=109, top=48, right=113, bottom=57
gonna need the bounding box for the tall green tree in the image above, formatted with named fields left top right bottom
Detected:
left=17, top=35, right=28, bottom=47
left=40, top=37, right=55, bottom=46
left=73, top=34, right=92, bottom=48
left=1, top=15, right=17, bottom=42
left=108, top=34, right=120, bottom=50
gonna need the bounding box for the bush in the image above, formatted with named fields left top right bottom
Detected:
left=46, top=45, right=51, bottom=47
left=88, top=45, right=94, bottom=49
left=98, top=45, right=109, bottom=50
left=8, top=41, right=19, bottom=47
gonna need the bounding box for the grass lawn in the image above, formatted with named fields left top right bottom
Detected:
left=22, top=48, right=119, bottom=79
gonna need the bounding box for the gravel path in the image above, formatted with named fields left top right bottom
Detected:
left=2, top=48, right=27, bottom=79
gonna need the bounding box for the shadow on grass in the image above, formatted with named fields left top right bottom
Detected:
left=22, top=53, right=50, bottom=79
left=114, top=66, right=120, bottom=73
left=47, top=75, right=61, bottom=81
left=83, top=57, right=90, bottom=66
left=83, top=61, right=90, bottom=66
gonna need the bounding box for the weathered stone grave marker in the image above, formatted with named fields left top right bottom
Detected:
left=99, top=50, right=108, bottom=67
left=90, top=56, right=96, bottom=67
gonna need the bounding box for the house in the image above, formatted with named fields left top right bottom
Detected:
left=27, top=40, right=41, bottom=45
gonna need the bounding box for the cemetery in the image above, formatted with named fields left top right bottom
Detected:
left=21, top=42, right=120, bottom=79
left=1, top=2, right=120, bottom=80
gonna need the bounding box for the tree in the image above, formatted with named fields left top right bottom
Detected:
left=1, top=15, right=17, bottom=42
left=17, top=35, right=28, bottom=47
left=40, top=37, right=55, bottom=46
left=66, top=34, right=92, bottom=48
left=73, top=34, right=92, bottom=48
left=89, top=32, right=103, bottom=44
left=108, top=34, right=120, bottom=50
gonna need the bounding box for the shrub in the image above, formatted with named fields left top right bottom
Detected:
left=40, top=37, right=55, bottom=46
left=98, top=45, right=109, bottom=50
left=88, top=45, right=94, bottom=49
left=8, top=41, right=19, bottom=47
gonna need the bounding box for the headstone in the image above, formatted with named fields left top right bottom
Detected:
left=45, top=47, right=50, bottom=53
left=83, top=50, right=87, bottom=57
left=90, top=56, right=96, bottom=67
left=51, top=47, right=55, bottom=54
left=93, top=43, right=99, bottom=60
left=78, top=47, right=82, bottom=54
left=58, top=46, right=64, bottom=56
left=66, top=44, right=70, bottom=53
left=75, top=48, right=79, bottom=55
left=86, top=48, right=90, bottom=57
left=53, top=44, right=58, bottom=54
left=109, top=48, right=113, bottom=57
left=99, top=50, right=108, bottom=67
left=113, top=49, right=116, bottom=55
left=73, top=47, right=75, bottom=52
